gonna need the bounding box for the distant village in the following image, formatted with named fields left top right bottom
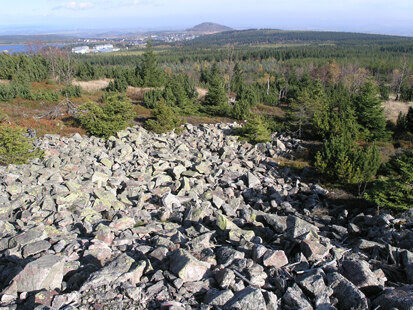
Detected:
left=71, top=32, right=199, bottom=54
left=71, top=44, right=120, bottom=54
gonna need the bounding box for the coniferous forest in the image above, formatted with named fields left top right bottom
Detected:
left=0, top=30, right=413, bottom=211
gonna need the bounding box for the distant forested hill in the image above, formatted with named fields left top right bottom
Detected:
left=186, top=22, right=233, bottom=33
left=179, top=29, right=413, bottom=47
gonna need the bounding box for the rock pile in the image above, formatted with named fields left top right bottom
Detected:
left=0, top=123, right=412, bottom=310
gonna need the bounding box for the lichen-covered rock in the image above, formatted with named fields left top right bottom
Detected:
left=2, top=255, right=64, bottom=301
left=224, top=287, right=266, bottom=310
left=169, top=249, right=211, bottom=282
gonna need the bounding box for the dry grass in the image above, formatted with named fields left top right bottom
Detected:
left=72, top=79, right=112, bottom=92
left=184, top=115, right=234, bottom=125
left=0, top=79, right=10, bottom=85
left=253, top=103, right=285, bottom=117
left=196, top=87, right=208, bottom=100
left=127, top=86, right=152, bottom=102
left=382, top=99, right=413, bottom=123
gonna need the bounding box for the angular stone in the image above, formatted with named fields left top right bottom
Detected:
left=372, top=285, right=413, bottom=310
left=296, top=269, right=328, bottom=298
left=301, top=238, right=330, bottom=262
left=327, top=272, right=369, bottom=310
left=162, top=193, right=181, bottom=209
left=9, top=228, right=46, bottom=248
left=262, top=250, right=288, bottom=268
left=247, top=172, right=261, bottom=188
left=80, top=253, right=137, bottom=291
left=216, top=247, right=245, bottom=267
left=169, top=249, right=211, bottom=282
left=91, top=171, right=109, bottom=185
left=282, top=283, right=313, bottom=310
left=2, top=255, right=64, bottom=298
left=287, top=215, right=319, bottom=239
left=204, top=288, right=234, bottom=306
left=215, top=268, right=235, bottom=289
left=224, top=287, right=266, bottom=310
left=194, top=162, right=210, bottom=174
left=22, top=240, right=51, bottom=258
left=247, top=264, right=267, bottom=287
left=109, top=216, right=135, bottom=231
left=341, top=260, right=382, bottom=294
left=84, top=240, right=112, bottom=266
left=262, top=213, right=288, bottom=234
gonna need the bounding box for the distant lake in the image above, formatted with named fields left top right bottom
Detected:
left=0, top=44, right=64, bottom=54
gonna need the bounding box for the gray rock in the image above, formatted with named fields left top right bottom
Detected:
left=169, top=249, right=211, bottom=282
left=282, top=283, right=313, bottom=310
left=296, top=269, right=329, bottom=298
left=22, top=240, right=51, bottom=258
left=262, top=250, right=288, bottom=268
left=327, top=272, right=369, bottom=310
left=340, top=260, right=382, bottom=294
left=224, top=287, right=266, bottom=310
left=262, top=213, right=288, bottom=234
left=247, top=172, right=261, bottom=188
left=372, top=285, right=413, bottom=310
left=80, top=253, right=142, bottom=290
left=204, top=288, right=234, bottom=306
left=287, top=215, right=319, bottom=239
left=2, top=255, right=64, bottom=299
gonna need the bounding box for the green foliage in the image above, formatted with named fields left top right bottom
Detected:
left=107, top=76, right=128, bottom=93
left=312, top=84, right=361, bottom=140
left=138, top=40, right=165, bottom=87
left=289, top=78, right=326, bottom=138
left=314, top=133, right=380, bottom=187
left=234, top=114, right=271, bottom=144
left=353, top=81, right=389, bottom=141
left=396, top=111, right=408, bottom=133
left=231, top=63, right=244, bottom=94
left=144, top=100, right=184, bottom=134
left=143, top=75, right=198, bottom=114
left=0, top=124, right=43, bottom=165
left=400, top=83, right=413, bottom=102
left=143, top=88, right=164, bottom=109
left=0, top=80, right=58, bottom=102
left=78, top=94, right=134, bottom=138
left=379, top=84, right=391, bottom=100
left=407, top=107, right=413, bottom=132
left=61, top=85, right=83, bottom=98
left=365, top=150, right=413, bottom=211
left=203, top=66, right=229, bottom=116
left=231, top=100, right=251, bottom=120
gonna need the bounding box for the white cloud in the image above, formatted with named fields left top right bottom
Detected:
left=54, top=1, right=94, bottom=10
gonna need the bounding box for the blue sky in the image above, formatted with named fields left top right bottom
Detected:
left=0, top=0, right=412, bottom=35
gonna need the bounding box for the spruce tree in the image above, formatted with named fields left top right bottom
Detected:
left=140, top=40, right=164, bottom=87
left=231, top=63, right=244, bottom=95
left=353, top=81, right=389, bottom=140
left=203, top=67, right=228, bottom=115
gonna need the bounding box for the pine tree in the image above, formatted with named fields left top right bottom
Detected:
left=353, top=81, right=389, bottom=141
left=231, top=63, right=244, bottom=95
left=145, top=100, right=184, bottom=134
left=0, top=124, right=44, bottom=165
left=140, top=40, right=164, bottom=87
left=203, top=66, right=228, bottom=115
left=314, top=133, right=380, bottom=193
left=365, top=150, right=413, bottom=211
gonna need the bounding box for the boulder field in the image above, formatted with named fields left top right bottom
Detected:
left=0, top=123, right=412, bottom=309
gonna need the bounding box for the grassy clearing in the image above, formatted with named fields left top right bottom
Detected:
left=72, top=79, right=111, bottom=92
left=253, top=103, right=285, bottom=118
left=382, top=98, right=413, bottom=123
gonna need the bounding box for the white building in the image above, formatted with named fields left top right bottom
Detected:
left=72, top=46, right=89, bottom=54
left=95, top=44, right=113, bottom=51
